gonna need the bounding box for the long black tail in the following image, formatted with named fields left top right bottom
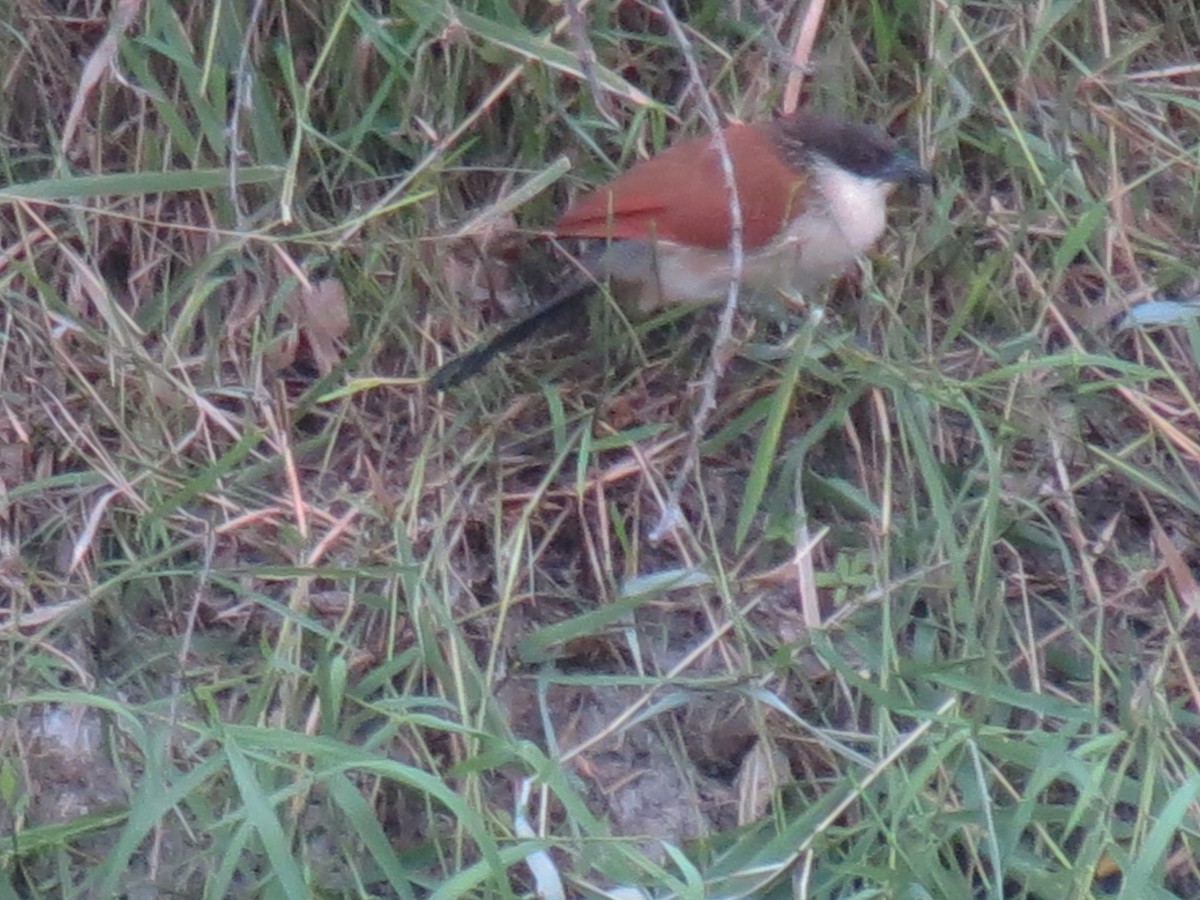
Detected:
left=428, top=280, right=590, bottom=391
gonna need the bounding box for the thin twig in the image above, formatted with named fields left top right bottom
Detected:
left=650, top=2, right=746, bottom=542
left=782, top=0, right=826, bottom=114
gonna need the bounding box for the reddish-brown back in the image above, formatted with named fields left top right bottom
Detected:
left=553, top=122, right=810, bottom=252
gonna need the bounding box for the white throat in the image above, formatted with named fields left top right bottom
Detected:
left=812, top=161, right=892, bottom=257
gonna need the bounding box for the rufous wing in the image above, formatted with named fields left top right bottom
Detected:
left=554, top=123, right=812, bottom=252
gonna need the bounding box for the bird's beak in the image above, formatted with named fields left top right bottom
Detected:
left=882, top=151, right=935, bottom=189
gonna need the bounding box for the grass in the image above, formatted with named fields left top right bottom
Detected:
left=2, top=0, right=1200, bottom=897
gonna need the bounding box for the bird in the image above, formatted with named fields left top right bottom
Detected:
left=429, top=109, right=932, bottom=391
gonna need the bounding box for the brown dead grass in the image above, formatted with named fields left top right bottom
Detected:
left=2, top=0, right=1200, bottom=897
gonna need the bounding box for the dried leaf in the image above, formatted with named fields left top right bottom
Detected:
left=1153, top=522, right=1200, bottom=622
left=734, top=738, right=790, bottom=826
left=439, top=213, right=523, bottom=315
left=62, top=0, right=144, bottom=153
left=286, top=278, right=349, bottom=376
